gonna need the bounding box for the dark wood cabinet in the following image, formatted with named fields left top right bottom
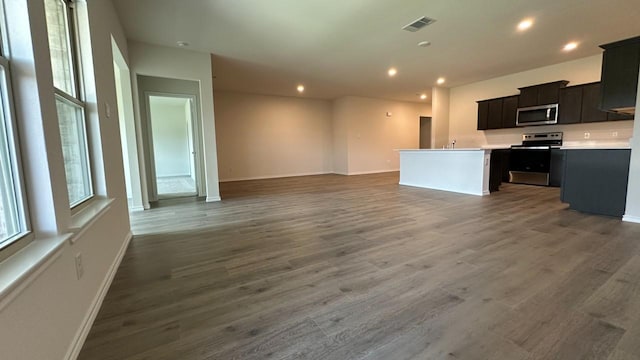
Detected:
left=599, top=36, right=640, bottom=113
left=518, top=80, right=568, bottom=108
left=559, top=81, right=633, bottom=125
left=518, top=87, right=538, bottom=108
left=477, top=95, right=519, bottom=130
left=489, top=149, right=511, bottom=192
left=487, top=98, right=503, bottom=129
left=477, top=100, right=489, bottom=130
left=549, top=149, right=565, bottom=187
left=607, top=112, right=634, bottom=121
left=501, top=95, right=519, bottom=128
left=581, top=83, right=609, bottom=123
left=558, top=86, right=582, bottom=124
left=478, top=78, right=632, bottom=131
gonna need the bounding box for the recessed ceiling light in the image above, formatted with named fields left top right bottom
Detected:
left=437, top=77, right=446, bottom=85
left=418, top=41, right=431, bottom=47
left=297, top=85, right=305, bottom=93
left=563, top=42, right=578, bottom=51
left=517, top=19, right=533, bottom=31
left=388, top=68, right=398, bottom=77
left=176, top=41, right=190, bottom=47
left=420, top=94, right=428, bottom=100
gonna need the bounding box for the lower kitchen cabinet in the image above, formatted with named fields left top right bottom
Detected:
left=561, top=149, right=631, bottom=217
left=489, top=149, right=510, bottom=192
left=549, top=149, right=565, bottom=187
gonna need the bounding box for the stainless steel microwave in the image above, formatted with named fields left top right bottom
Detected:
left=516, top=104, right=558, bottom=126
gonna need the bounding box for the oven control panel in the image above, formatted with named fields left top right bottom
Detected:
left=521, top=132, right=563, bottom=146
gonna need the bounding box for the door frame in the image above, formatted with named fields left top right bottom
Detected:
left=142, top=91, right=205, bottom=201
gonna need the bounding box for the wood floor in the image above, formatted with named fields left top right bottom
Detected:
left=78, top=172, right=640, bottom=360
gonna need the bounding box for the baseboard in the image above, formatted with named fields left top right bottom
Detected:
left=65, top=232, right=133, bottom=360
left=219, top=171, right=331, bottom=182
left=346, top=169, right=399, bottom=176
left=622, top=215, right=640, bottom=224
left=129, top=205, right=145, bottom=212
left=206, top=195, right=221, bottom=202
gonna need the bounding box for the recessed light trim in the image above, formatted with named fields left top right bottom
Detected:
left=420, top=94, right=428, bottom=100
left=437, top=77, right=446, bottom=85
left=418, top=41, right=431, bottom=48
left=388, top=68, right=398, bottom=77
left=563, top=42, right=578, bottom=51
left=297, top=85, right=305, bottom=93
left=176, top=41, right=190, bottom=47
left=517, top=19, right=533, bottom=31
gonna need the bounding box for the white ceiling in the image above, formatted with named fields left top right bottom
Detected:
left=113, top=0, right=640, bottom=103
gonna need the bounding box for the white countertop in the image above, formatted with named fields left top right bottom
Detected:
left=559, top=141, right=631, bottom=150
left=397, top=148, right=488, bottom=152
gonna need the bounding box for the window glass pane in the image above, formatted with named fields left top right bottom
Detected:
left=56, top=97, right=92, bottom=206
left=45, top=0, right=76, bottom=96
left=0, top=69, right=22, bottom=247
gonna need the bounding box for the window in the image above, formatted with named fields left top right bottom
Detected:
left=0, top=12, right=28, bottom=249
left=45, top=0, right=93, bottom=207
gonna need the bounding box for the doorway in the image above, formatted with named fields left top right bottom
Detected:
left=147, top=94, right=198, bottom=199
left=112, top=38, right=144, bottom=211
left=420, top=116, right=432, bottom=149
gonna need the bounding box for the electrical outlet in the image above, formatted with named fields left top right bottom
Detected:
left=584, top=132, right=591, bottom=139
left=75, top=253, right=84, bottom=280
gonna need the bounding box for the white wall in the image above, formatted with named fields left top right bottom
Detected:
left=623, top=70, right=640, bottom=223
left=432, top=87, right=451, bottom=148
left=129, top=41, right=220, bottom=201
left=0, top=1, right=132, bottom=359
left=332, top=96, right=431, bottom=175
left=332, top=98, right=350, bottom=175
left=214, top=91, right=333, bottom=181
left=149, top=99, right=192, bottom=177
left=449, top=55, right=635, bottom=148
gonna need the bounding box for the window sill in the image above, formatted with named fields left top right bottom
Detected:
left=68, top=197, right=115, bottom=244
left=0, top=233, right=71, bottom=310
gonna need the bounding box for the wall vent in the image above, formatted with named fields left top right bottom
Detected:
left=402, top=16, right=437, bottom=32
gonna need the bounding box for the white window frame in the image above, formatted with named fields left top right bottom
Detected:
left=47, top=0, right=94, bottom=208
left=0, top=0, right=32, bottom=258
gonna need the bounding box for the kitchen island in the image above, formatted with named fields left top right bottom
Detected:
left=398, top=149, right=492, bottom=196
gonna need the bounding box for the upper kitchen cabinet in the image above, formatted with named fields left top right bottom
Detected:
left=558, top=86, right=582, bottom=124
left=581, top=82, right=609, bottom=123
left=599, top=36, right=640, bottom=114
left=501, top=95, right=519, bottom=128
left=477, top=100, right=489, bottom=130
left=518, top=80, right=569, bottom=108
left=477, top=95, right=519, bottom=130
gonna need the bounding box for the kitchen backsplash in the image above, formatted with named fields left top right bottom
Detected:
left=480, top=119, right=634, bottom=147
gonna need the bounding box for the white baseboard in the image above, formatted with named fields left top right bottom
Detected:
left=623, top=215, right=640, bottom=224
left=206, top=195, right=221, bottom=202
left=65, top=232, right=133, bottom=360
left=129, top=205, right=145, bottom=212
left=346, top=169, right=399, bottom=176
left=219, top=171, right=331, bottom=183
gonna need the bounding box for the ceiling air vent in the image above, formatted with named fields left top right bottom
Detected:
left=402, top=16, right=437, bottom=32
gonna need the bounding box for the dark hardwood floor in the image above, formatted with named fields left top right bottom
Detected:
left=78, top=172, right=640, bottom=360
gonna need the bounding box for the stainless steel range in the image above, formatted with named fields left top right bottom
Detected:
left=509, top=132, right=563, bottom=186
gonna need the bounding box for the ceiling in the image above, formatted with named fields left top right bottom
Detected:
left=113, top=0, right=640, bottom=103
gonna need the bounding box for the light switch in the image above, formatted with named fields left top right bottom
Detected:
left=105, top=102, right=111, bottom=119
